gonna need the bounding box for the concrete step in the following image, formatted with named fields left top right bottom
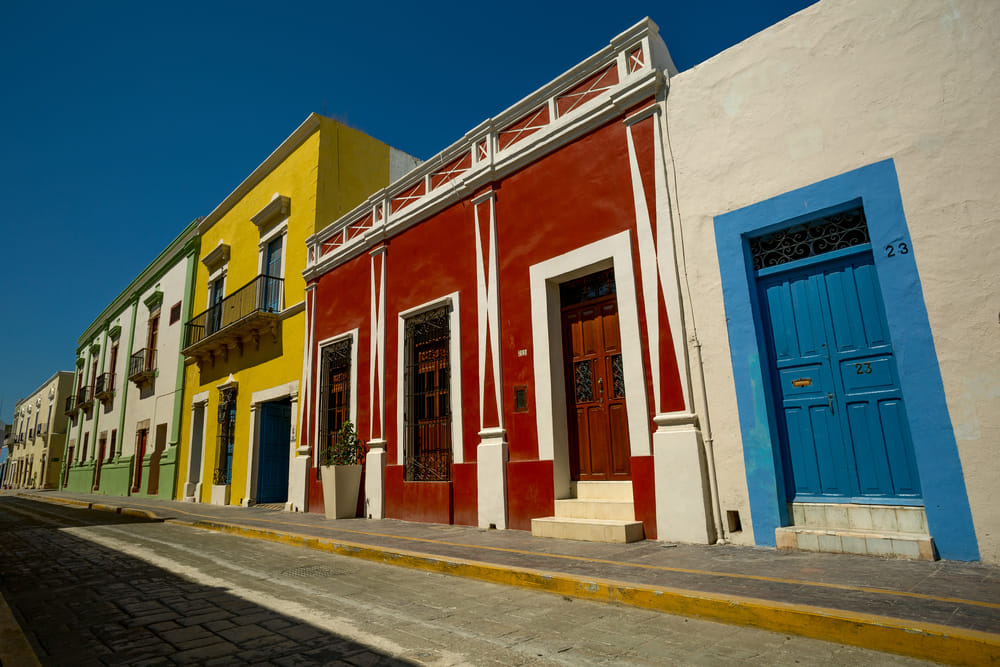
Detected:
left=531, top=516, right=645, bottom=543
left=572, top=480, right=633, bottom=501
left=554, top=498, right=635, bottom=521
left=789, top=502, right=927, bottom=534
left=775, top=525, right=935, bottom=561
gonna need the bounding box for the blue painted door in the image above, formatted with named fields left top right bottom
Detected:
left=256, top=399, right=291, bottom=504
left=758, top=252, right=921, bottom=503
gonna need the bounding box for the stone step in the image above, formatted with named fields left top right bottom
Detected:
left=775, top=525, right=935, bottom=561
left=531, top=517, right=645, bottom=543
left=789, top=502, right=927, bottom=534
left=554, top=498, right=635, bottom=521
left=572, top=480, right=634, bottom=501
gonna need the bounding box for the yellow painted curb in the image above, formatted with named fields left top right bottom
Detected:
left=174, top=519, right=1000, bottom=666
left=0, top=590, right=40, bottom=666
left=19, top=494, right=1000, bottom=665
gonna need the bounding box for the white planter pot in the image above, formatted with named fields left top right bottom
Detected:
left=320, top=464, right=362, bottom=519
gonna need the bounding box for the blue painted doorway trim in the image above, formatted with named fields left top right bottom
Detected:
left=714, top=160, right=979, bottom=561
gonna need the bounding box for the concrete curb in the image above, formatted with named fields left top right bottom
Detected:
left=0, top=590, right=40, bottom=667
left=22, top=494, right=1000, bottom=665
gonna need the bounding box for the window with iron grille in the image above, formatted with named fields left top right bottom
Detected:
left=214, top=388, right=237, bottom=485
left=317, top=338, right=352, bottom=478
left=404, top=305, right=452, bottom=482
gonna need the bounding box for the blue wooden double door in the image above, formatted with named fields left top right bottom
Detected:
left=758, top=251, right=922, bottom=504
left=256, top=398, right=291, bottom=504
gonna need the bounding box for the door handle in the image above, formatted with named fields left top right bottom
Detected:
left=827, top=393, right=834, bottom=414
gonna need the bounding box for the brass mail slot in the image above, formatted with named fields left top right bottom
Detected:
left=791, top=378, right=812, bottom=387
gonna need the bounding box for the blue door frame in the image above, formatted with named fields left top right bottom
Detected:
left=714, top=160, right=978, bottom=560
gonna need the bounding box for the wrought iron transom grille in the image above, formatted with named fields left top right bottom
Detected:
left=317, top=338, right=352, bottom=478
left=214, top=387, right=237, bottom=485
left=560, top=268, right=616, bottom=307
left=404, top=305, right=452, bottom=482
left=749, top=207, right=870, bottom=271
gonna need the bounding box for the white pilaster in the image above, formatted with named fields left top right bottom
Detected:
left=652, top=415, right=713, bottom=544
left=477, top=429, right=509, bottom=529
left=364, top=439, right=387, bottom=519
left=242, top=403, right=259, bottom=506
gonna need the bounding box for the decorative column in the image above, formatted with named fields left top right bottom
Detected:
left=365, top=245, right=388, bottom=519
left=473, top=191, right=509, bottom=529
left=242, top=402, right=259, bottom=507
left=286, top=389, right=310, bottom=512
left=625, top=104, right=713, bottom=544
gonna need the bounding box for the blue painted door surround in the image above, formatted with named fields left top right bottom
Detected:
left=714, top=160, right=979, bottom=560
left=256, top=399, right=291, bottom=504
left=758, top=251, right=921, bottom=503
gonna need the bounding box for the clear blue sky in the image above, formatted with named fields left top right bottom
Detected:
left=0, top=0, right=815, bottom=422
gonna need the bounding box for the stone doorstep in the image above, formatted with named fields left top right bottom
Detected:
left=775, top=525, right=936, bottom=561
left=531, top=516, right=645, bottom=544
left=571, top=480, right=634, bottom=501
left=554, top=498, right=636, bottom=521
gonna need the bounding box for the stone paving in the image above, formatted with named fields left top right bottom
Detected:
left=0, top=498, right=408, bottom=665
left=7, top=489, right=1000, bottom=664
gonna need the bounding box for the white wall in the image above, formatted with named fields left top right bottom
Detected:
left=666, top=0, right=1000, bottom=559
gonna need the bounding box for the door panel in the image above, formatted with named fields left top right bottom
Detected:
left=257, top=400, right=291, bottom=504
left=759, top=252, right=921, bottom=502
left=563, top=295, right=630, bottom=481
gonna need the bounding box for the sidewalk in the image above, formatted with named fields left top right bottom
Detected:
left=19, top=489, right=1000, bottom=665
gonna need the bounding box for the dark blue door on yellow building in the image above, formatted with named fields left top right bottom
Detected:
left=757, top=250, right=922, bottom=503
left=256, top=399, right=291, bottom=504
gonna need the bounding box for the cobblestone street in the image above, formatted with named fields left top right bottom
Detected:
left=0, top=495, right=936, bottom=665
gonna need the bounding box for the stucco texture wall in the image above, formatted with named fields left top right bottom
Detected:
left=665, top=0, right=1000, bottom=559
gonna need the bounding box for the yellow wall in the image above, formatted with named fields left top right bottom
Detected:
left=176, top=117, right=399, bottom=505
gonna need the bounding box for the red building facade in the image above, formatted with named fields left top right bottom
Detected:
left=300, top=19, right=716, bottom=544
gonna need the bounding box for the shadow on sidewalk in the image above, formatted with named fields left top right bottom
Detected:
left=0, top=496, right=411, bottom=666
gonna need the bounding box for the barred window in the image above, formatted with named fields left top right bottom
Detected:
left=404, top=305, right=452, bottom=482
left=317, top=338, right=352, bottom=478
left=749, top=206, right=870, bottom=271
left=215, top=388, right=237, bottom=485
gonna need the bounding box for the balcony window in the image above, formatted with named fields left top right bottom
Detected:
left=183, top=274, right=285, bottom=361
left=128, top=348, right=156, bottom=386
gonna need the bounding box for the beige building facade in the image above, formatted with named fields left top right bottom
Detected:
left=4, top=372, right=75, bottom=489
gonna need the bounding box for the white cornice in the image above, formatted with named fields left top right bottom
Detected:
left=198, top=115, right=321, bottom=235
left=303, top=18, right=671, bottom=282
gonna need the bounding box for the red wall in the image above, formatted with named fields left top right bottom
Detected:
left=311, top=98, right=682, bottom=533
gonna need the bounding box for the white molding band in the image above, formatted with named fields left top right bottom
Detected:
left=474, top=191, right=503, bottom=431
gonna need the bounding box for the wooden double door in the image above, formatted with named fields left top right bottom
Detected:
left=562, top=290, right=631, bottom=481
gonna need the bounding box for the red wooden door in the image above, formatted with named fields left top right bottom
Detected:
left=563, top=297, right=630, bottom=481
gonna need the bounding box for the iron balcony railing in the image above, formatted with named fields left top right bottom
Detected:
left=76, top=385, right=94, bottom=407
left=184, top=275, right=284, bottom=349
left=94, top=372, right=115, bottom=398
left=64, top=395, right=75, bottom=414
left=129, top=348, right=156, bottom=380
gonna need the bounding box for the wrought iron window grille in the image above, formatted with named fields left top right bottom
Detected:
left=404, top=305, right=452, bottom=482
left=318, top=338, right=352, bottom=476
left=749, top=207, right=870, bottom=271
left=560, top=268, right=616, bottom=307
left=215, top=388, right=237, bottom=486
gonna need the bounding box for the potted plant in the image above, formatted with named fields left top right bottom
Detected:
left=320, top=420, right=364, bottom=519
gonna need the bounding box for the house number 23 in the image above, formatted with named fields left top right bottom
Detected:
left=884, top=242, right=909, bottom=258
left=855, top=362, right=872, bottom=374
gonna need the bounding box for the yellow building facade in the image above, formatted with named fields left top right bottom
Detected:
left=177, top=114, right=418, bottom=508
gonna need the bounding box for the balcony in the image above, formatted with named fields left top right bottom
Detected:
left=128, top=349, right=156, bottom=386
left=183, top=274, right=284, bottom=364
left=64, top=395, right=76, bottom=416
left=94, top=372, right=115, bottom=401
left=76, top=385, right=94, bottom=412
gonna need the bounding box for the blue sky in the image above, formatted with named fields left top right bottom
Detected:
left=0, top=0, right=815, bottom=422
